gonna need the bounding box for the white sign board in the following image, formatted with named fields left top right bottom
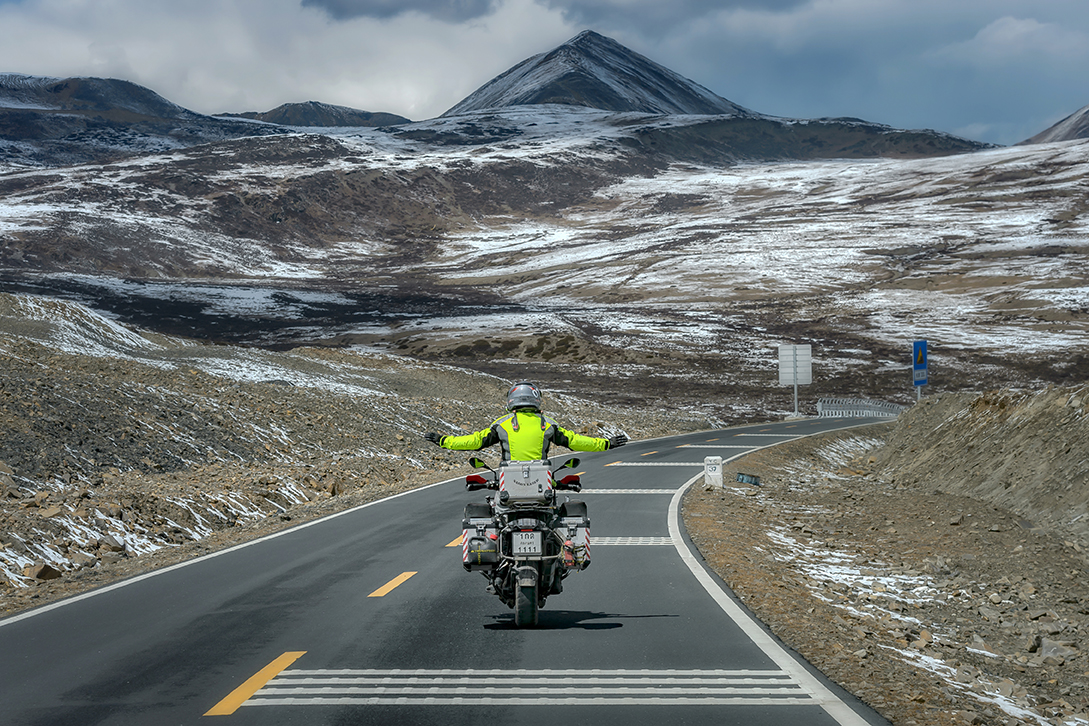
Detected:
left=778, top=344, right=812, bottom=386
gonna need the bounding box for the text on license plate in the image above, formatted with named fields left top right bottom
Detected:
left=512, top=531, right=542, bottom=555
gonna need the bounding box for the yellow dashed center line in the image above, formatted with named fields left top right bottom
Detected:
left=446, top=534, right=464, bottom=547
left=641, top=451, right=658, bottom=456
left=368, top=571, right=417, bottom=597
left=205, top=651, right=306, bottom=716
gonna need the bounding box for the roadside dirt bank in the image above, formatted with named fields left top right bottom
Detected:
left=0, top=327, right=702, bottom=618
left=684, top=384, right=1089, bottom=726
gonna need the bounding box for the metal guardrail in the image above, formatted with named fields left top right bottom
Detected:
left=817, top=397, right=908, bottom=418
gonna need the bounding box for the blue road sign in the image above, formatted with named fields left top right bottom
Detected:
left=913, top=340, right=928, bottom=386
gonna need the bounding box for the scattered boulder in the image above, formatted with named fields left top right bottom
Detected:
left=69, top=552, right=98, bottom=569
left=0, top=461, right=14, bottom=489
left=23, top=563, right=62, bottom=581
left=1039, top=638, right=1078, bottom=666
left=98, top=534, right=125, bottom=552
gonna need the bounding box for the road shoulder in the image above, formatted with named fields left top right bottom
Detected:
left=683, top=426, right=1089, bottom=726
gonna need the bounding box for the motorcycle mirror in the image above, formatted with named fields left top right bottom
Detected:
left=468, top=457, right=493, bottom=471
left=563, top=457, right=580, bottom=468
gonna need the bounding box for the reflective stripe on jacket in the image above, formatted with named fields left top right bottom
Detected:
left=439, top=411, right=610, bottom=462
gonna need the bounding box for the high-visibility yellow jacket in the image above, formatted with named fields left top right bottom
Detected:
left=438, top=410, right=611, bottom=462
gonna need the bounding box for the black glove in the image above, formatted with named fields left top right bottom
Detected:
left=424, top=432, right=443, bottom=446
left=608, top=434, right=628, bottom=449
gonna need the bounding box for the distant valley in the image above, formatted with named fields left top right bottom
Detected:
left=1, top=30, right=1087, bottom=415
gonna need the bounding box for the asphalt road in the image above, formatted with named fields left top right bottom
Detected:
left=0, top=416, right=892, bottom=726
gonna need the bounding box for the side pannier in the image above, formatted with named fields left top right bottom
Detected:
left=462, top=502, right=498, bottom=571
left=557, top=499, right=590, bottom=570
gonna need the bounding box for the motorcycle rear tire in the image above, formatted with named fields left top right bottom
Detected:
left=514, top=582, right=538, bottom=627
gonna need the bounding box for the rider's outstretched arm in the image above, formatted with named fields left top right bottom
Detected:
left=553, top=425, right=627, bottom=452
left=424, top=427, right=499, bottom=451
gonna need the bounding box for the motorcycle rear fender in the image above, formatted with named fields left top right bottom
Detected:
left=516, top=565, right=537, bottom=588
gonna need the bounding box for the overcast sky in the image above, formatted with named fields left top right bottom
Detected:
left=2, top=0, right=1088, bottom=145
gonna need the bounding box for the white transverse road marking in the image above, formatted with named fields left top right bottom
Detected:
left=242, top=669, right=816, bottom=707
left=580, top=488, right=679, bottom=494
left=605, top=462, right=707, bottom=467
left=593, top=537, right=673, bottom=545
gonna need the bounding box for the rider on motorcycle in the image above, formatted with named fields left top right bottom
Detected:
left=423, top=381, right=627, bottom=459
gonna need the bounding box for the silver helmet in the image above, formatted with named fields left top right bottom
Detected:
left=506, top=381, right=542, bottom=412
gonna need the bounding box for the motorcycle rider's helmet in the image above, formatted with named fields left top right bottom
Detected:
left=506, top=381, right=542, bottom=412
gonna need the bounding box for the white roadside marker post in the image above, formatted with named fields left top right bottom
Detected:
left=704, top=456, right=723, bottom=489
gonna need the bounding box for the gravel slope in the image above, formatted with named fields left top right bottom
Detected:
left=0, top=292, right=704, bottom=615
left=684, top=389, right=1089, bottom=726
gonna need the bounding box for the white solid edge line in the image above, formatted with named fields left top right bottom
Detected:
left=0, top=477, right=462, bottom=628
left=668, top=426, right=880, bottom=726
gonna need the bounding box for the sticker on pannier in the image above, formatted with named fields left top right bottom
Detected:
left=462, top=517, right=499, bottom=571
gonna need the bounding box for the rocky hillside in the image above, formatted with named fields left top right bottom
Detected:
left=0, top=74, right=284, bottom=167
left=685, top=382, right=1089, bottom=726
left=0, top=291, right=703, bottom=613
left=875, top=386, right=1089, bottom=547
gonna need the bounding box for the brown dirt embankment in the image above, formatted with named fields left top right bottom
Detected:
left=0, top=326, right=702, bottom=618
left=684, top=383, right=1089, bottom=726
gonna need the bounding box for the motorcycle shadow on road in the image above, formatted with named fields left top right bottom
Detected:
left=484, top=611, right=678, bottom=630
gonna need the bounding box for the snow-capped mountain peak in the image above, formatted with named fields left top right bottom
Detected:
left=1022, top=102, right=1089, bottom=144
left=442, top=30, right=755, bottom=118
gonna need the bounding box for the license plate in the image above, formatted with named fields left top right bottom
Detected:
left=512, top=531, right=542, bottom=556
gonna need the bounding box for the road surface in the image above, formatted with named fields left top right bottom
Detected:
left=0, top=416, right=892, bottom=725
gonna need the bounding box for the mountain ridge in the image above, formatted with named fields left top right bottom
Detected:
left=0, top=73, right=196, bottom=122
left=218, top=100, right=410, bottom=128
left=0, top=73, right=286, bottom=167
left=2, top=31, right=996, bottom=168
left=443, top=30, right=753, bottom=117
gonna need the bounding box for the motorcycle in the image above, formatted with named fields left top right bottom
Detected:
left=460, top=456, right=590, bottom=627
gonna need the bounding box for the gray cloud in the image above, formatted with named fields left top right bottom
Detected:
left=2, top=0, right=1088, bottom=146
left=539, top=0, right=809, bottom=36
left=301, top=0, right=499, bottom=22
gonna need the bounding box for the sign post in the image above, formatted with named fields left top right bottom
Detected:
left=912, top=340, right=928, bottom=400
left=778, top=344, right=812, bottom=416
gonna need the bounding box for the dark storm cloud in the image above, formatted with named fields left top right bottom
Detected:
left=301, top=0, right=499, bottom=22
left=539, top=0, right=809, bottom=35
